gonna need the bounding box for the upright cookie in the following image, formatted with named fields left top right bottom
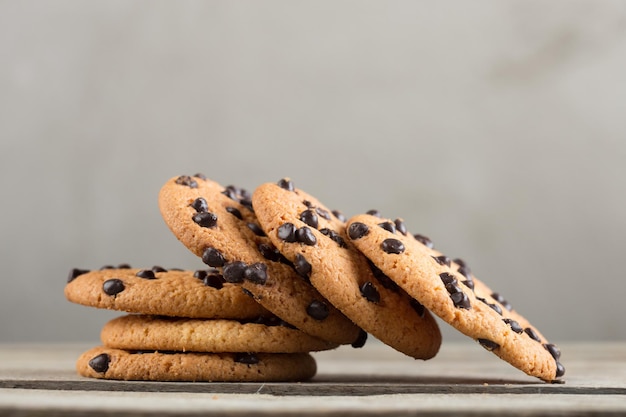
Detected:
left=251, top=179, right=442, bottom=360
left=158, top=174, right=360, bottom=345
left=65, top=266, right=268, bottom=319
left=346, top=213, right=564, bottom=382
left=77, top=346, right=316, bottom=382
left=101, top=314, right=338, bottom=353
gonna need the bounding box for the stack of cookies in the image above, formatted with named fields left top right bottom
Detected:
left=65, top=174, right=564, bottom=383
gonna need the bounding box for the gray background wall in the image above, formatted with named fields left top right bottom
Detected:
left=1, top=0, right=625, bottom=345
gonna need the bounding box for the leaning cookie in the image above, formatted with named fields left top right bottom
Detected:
left=65, top=266, right=269, bottom=319
left=346, top=213, right=564, bottom=382
left=158, top=174, right=360, bottom=345
left=77, top=346, right=316, bottom=382
left=101, top=314, right=338, bottom=353
left=251, top=179, right=442, bottom=360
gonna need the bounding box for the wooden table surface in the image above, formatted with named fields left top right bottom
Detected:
left=1, top=341, right=624, bottom=416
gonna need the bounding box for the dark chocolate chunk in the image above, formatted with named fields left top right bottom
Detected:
left=360, top=281, right=380, bottom=303
left=432, top=255, right=451, bottom=267
left=204, top=274, right=225, bottom=289
left=193, top=211, right=218, bottom=228
left=190, top=197, right=208, bottom=213
left=378, top=221, right=396, bottom=234
left=88, top=353, right=110, bottom=373
left=202, top=247, right=226, bottom=267
left=478, top=338, right=500, bottom=351
left=296, top=226, right=317, bottom=246
left=223, top=261, right=247, bottom=283
left=414, top=234, right=434, bottom=249
left=544, top=343, right=561, bottom=360
left=294, top=253, right=312, bottom=279
left=277, top=178, right=294, bottom=191
left=410, top=298, right=426, bottom=318
left=369, top=260, right=400, bottom=292
left=102, top=279, right=125, bottom=296
left=556, top=362, right=566, bottom=378
left=235, top=353, right=259, bottom=365
left=351, top=329, right=368, bottom=348
left=319, top=228, right=347, bottom=248
left=347, top=222, right=369, bottom=240
left=246, top=222, right=265, bottom=236
left=306, top=300, right=329, bottom=320
left=503, top=318, right=524, bottom=334
left=277, top=223, right=297, bottom=242
left=258, top=243, right=281, bottom=262
left=67, top=268, right=89, bottom=283
left=225, top=206, right=243, bottom=220
left=525, top=327, right=542, bottom=343
left=151, top=266, right=167, bottom=273
left=299, top=209, right=319, bottom=229
left=381, top=238, right=405, bottom=254
left=394, top=219, right=408, bottom=235
left=450, top=292, right=471, bottom=309
left=136, top=269, right=156, bottom=280
left=366, top=209, right=381, bottom=217
left=332, top=210, right=347, bottom=223
left=175, top=175, right=197, bottom=188
left=244, top=263, right=268, bottom=285
left=439, top=272, right=457, bottom=286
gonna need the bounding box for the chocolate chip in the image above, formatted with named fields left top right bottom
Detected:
left=175, top=175, right=197, bottom=188
left=277, top=178, right=294, bottom=191
left=190, top=197, right=208, bottom=213
left=306, top=300, right=329, bottom=320
left=277, top=223, right=297, bottom=242
left=117, top=263, right=131, bottom=269
left=477, top=297, right=502, bottom=315
left=348, top=222, right=369, bottom=240
left=299, top=209, right=319, bottom=229
left=491, top=292, right=513, bottom=311
left=457, top=265, right=472, bottom=280
left=136, top=269, right=156, bottom=280
left=556, top=362, right=566, bottom=378
left=332, top=210, right=346, bottom=223
left=258, top=243, right=281, bottom=262
left=102, top=279, right=125, bottom=296
left=478, top=338, right=500, bottom=351
left=222, top=185, right=253, bottom=210
left=503, top=318, right=523, bottom=334
left=302, top=200, right=313, bottom=207
left=410, top=299, right=426, bottom=318
left=241, top=288, right=255, bottom=299
left=193, top=270, right=208, bottom=280
left=151, top=266, right=167, bottom=273
left=439, top=272, right=457, bottom=285
left=351, top=329, right=368, bottom=348
left=369, top=260, right=400, bottom=292
left=432, top=255, right=451, bottom=267
left=223, top=261, right=247, bottom=283
left=394, top=219, right=407, bottom=235
left=414, top=234, right=434, bottom=249
left=193, top=211, right=218, bottom=228
left=67, top=268, right=89, bottom=283
left=360, top=281, right=380, bottom=303
left=294, top=253, right=312, bottom=279
left=544, top=343, right=561, bottom=360
left=246, top=222, right=265, bottom=236
left=445, top=282, right=463, bottom=295
left=381, top=238, right=404, bottom=254
left=244, top=263, right=268, bottom=285
left=193, top=173, right=207, bottom=180
left=315, top=207, right=332, bottom=221
left=319, top=228, right=346, bottom=248
left=296, top=226, right=317, bottom=246
left=450, top=292, right=471, bottom=309
left=226, top=206, right=243, bottom=220
left=88, top=353, right=110, bottom=373
left=235, top=353, right=259, bottom=365
left=525, top=327, right=542, bottom=343
left=366, top=209, right=381, bottom=217
left=202, top=247, right=226, bottom=267
left=204, top=274, right=225, bottom=289
left=378, top=221, right=396, bottom=234
left=461, top=279, right=475, bottom=291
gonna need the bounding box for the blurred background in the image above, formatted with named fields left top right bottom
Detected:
left=1, top=0, right=625, bottom=346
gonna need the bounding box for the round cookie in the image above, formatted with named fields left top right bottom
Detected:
left=101, top=314, right=339, bottom=353
left=77, top=346, right=316, bottom=382
left=65, top=266, right=268, bottom=319
left=345, top=213, right=565, bottom=382
left=251, top=179, right=442, bottom=360
left=158, top=174, right=360, bottom=345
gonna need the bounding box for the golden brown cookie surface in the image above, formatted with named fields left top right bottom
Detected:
left=158, top=175, right=360, bottom=345
left=346, top=213, right=564, bottom=382
left=251, top=179, right=442, bottom=360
